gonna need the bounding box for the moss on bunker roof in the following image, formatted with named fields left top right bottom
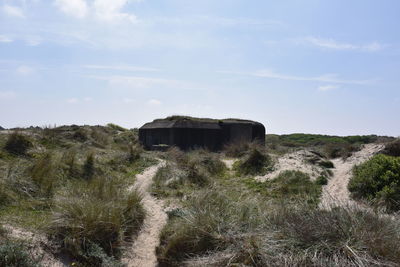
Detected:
left=153, top=116, right=258, bottom=123
left=141, top=116, right=263, bottom=129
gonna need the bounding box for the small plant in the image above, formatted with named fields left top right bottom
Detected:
left=128, top=145, right=142, bottom=163
left=235, top=148, right=272, bottom=176
left=349, top=154, right=400, bottom=212
left=0, top=240, right=39, bottom=267
left=83, top=152, right=95, bottom=179
left=29, top=152, right=59, bottom=198
left=318, top=160, right=335, bottom=169
left=316, top=175, right=328, bottom=185
left=4, top=132, right=33, bottom=155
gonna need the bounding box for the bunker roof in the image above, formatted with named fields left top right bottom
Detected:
left=140, top=116, right=263, bottom=129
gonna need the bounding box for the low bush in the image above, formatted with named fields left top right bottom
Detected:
left=382, top=139, right=400, bottom=157
left=0, top=240, right=39, bottom=267
left=349, top=154, right=400, bottom=212
left=48, top=175, right=145, bottom=264
left=4, top=132, right=33, bottom=155
left=234, top=148, right=273, bottom=176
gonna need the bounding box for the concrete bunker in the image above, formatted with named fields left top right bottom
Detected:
left=139, top=116, right=265, bottom=151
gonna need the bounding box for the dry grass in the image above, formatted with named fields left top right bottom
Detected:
left=157, top=187, right=400, bottom=266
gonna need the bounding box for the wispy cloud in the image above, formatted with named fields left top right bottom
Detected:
left=299, top=36, right=384, bottom=52
left=54, top=0, right=88, bottom=19
left=54, top=0, right=138, bottom=23
left=84, top=64, right=159, bottom=72
left=147, top=99, right=161, bottom=106
left=219, top=69, right=374, bottom=85
left=0, top=35, right=13, bottom=43
left=16, top=65, right=34, bottom=75
left=88, top=75, right=188, bottom=89
left=2, top=5, right=25, bottom=18
left=66, top=98, right=79, bottom=104
left=318, top=85, right=339, bottom=91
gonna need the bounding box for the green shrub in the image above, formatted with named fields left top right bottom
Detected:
left=349, top=154, right=400, bottom=212
left=235, top=148, right=272, bottom=176
left=315, top=175, right=328, bottom=185
left=382, top=139, right=400, bottom=157
left=106, top=123, right=127, bottom=132
left=318, top=160, right=335, bottom=169
left=0, top=241, right=39, bottom=267
left=49, top=175, right=145, bottom=263
left=83, top=152, right=95, bottom=179
left=4, top=132, right=33, bottom=155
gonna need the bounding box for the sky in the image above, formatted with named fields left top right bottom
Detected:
left=0, top=0, right=399, bottom=136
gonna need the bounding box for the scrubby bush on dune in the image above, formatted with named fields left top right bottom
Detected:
left=234, top=148, right=273, bottom=176
left=349, top=154, right=400, bottom=212
left=48, top=175, right=145, bottom=265
left=4, top=132, right=33, bottom=156
left=157, top=188, right=400, bottom=266
left=382, top=138, right=400, bottom=157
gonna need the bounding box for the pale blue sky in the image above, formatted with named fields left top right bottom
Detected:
left=1, top=0, right=399, bottom=135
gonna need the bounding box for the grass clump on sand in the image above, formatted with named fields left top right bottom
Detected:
left=153, top=148, right=226, bottom=197
left=48, top=174, right=145, bottom=265
left=349, top=154, right=400, bottom=212
left=0, top=240, right=40, bottom=267
left=245, top=170, right=322, bottom=205
left=4, top=132, right=33, bottom=156
left=157, top=187, right=400, bottom=266
left=234, top=148, right=273, bottom=176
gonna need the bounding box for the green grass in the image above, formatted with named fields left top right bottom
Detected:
left=48, top=175, right=145, bottom=263
left=244, top=170, right=322, bottom=205
left=349, top=154, right=400, bottom=212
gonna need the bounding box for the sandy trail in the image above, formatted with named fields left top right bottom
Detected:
left=320, top=143, right=383, bottom=208
left=123, top=161, right=167, bottom=267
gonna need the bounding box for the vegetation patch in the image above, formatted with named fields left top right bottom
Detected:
left=349, top=154, right=400, bottom=212
left=4, top=133, right=33, bottom=156
left=0, top=240, right=40, bottom=267
left=157, top=187, right=400, bottom=266
left=234, top=148, right=273, bottom=176
left=382, top=138, right=400, bottom=157
left=244, top=170, right=322, bottom=204
left=48, top=175, right=145, bottom=264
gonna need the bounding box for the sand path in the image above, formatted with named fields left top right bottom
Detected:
left=320, top=143, right=383, bottom=208
left=123, top=161, right=167, bottom=267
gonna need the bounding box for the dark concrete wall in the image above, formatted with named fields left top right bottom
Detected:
left=139, top=121, right=266, bottom=151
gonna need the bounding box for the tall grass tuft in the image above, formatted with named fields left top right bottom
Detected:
left=48, top=175, right=145, bottom=264
left=157, top=187, right=400, bottom=266
left=234, top=148, right=273, bottom=176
